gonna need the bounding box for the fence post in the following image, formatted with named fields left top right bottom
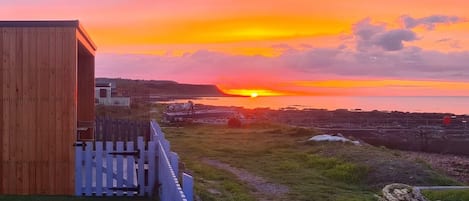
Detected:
left=126, top=141, right=135, bottom=196
left=85, top=142, right=93, bottom=196
left=148, top=141, right=157, bottom=196
left=105, top=141, right=114, bottom=196
left=75, top=141, right=83, bottom=196
left=182, top=173, right=194, bottom=201
left=137, top=137, right=145, bottom=196
left=96, top=142, right=104, bottom=196
left=150, top=122, right=156, bottom=141
left=145, top=122, right=151, bottom=141
left=95, top=117, right=101, bottom=141
left=170, top=152, right=179, bottom=177
left=116, top=141, right=124, bottom=196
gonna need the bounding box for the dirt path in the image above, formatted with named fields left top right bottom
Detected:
left=202, top=158, right=289, bottom=201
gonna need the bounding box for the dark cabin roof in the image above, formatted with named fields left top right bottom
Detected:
left=0, top=20, right=80, bottom=27
left=0, top=20, right=96, bottom=51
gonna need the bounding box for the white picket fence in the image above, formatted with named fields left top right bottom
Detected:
left=75, top=120, right=193, bottom=201
left=151, top=120, right=192, bottom=201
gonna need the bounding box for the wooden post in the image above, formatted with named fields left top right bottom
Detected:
left=182, top=173, right=194, bottom=201
left=126, top=141, right=134, bottom=196
left=105, top=141, right=113, bottom=196
left=148, top=141, right=157, bottom=197
left=84, top=142, right=93, bottom=196
left=95, top=142, right=103, bottom=196
left=116, top=141, right=124, bottom=196
left=137, top=137, right=145, bottom=196
left=74, top=142, right=83, bottom=196
left=169, top=152, right=179, bottom=178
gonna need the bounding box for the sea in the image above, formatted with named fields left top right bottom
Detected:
left=160, top=96, right=469, bottom=115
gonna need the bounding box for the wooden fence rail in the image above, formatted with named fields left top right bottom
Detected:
left=95, top=117, right=150, bottom=143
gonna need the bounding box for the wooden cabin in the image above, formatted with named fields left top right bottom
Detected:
left=0, top=20, right=96, bottom=195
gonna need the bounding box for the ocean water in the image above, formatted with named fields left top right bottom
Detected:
left=161, top=96, right=469, bottom=115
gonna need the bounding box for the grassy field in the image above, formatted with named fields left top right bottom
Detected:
left=162, top=123, right=460, bottom=201
left=90, top=104, right=465, bottom=200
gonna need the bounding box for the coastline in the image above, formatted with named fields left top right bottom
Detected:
left=156, top=95, right=469, bottom=115
left=160, top=101, right=469, bottom=156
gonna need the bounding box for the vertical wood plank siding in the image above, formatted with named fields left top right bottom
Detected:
left=0, top=21, right=95, bottom=195
left=0, top=26, right=77, bottom=195
left=0, top=26, right=4, bottom=194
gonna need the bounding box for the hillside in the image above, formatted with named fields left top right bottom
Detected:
left=96, top=78, right=226, bottom=98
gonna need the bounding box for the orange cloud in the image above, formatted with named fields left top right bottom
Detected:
left=294, top=79, right=469, bottom=89
left=3, top=0, right=469, bottom=56
left=291, top=79, right=469, bottom=96
left=5, top=0, right=469, bottom=98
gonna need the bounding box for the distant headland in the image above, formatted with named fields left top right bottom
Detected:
left=95, top=77, right=229, bottom=100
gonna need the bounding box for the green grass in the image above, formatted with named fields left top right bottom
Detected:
left=96, top=104, right=461, bottom=200
left=423, top=190, right=469, bottom=201
left=0, top=196, right=152, bottom=201
left=163, top=124, right=377, bottom=200
left=185, top=160, right=256, bottom=201
left=160, top=123, right=461, bottom=201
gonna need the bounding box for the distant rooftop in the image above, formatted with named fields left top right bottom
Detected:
left=96, top=82, right=112, bottom=87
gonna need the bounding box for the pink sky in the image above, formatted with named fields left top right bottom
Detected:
left=2, top=0, right=469, bottom=96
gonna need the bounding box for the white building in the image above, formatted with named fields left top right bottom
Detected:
left=95, top=82, right=130, bottom=106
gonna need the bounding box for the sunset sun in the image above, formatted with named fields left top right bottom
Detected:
left=250, top=92, right=258, bottom=98
left=219, top=88, right=286, bottom=97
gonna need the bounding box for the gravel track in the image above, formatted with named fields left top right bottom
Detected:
left=202, top=158, right=289, bottom=201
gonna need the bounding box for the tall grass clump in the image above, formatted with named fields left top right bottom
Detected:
left=303, top=154, right=368, bottom=184
left=324, top=163, right=368, bottom=184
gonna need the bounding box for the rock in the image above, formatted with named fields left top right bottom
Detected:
left=379, top=183, right=428, bottom=201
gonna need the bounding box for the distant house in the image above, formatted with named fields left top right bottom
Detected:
left=95, top=82, right=130, bottom=106
left=0, top=20, right=96, bottom=195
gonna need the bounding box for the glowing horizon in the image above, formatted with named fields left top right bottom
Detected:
left=218, top=79, right=469, bottom=97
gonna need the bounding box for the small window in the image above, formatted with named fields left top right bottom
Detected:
left=100, top=89, right=107, bottom=98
